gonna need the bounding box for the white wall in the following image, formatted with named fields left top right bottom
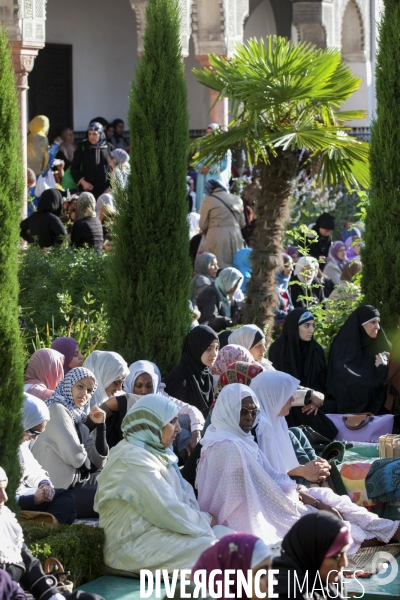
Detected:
left=45, top=0, right=138, bottom=131
left=244, top=0, right=277, bottom=42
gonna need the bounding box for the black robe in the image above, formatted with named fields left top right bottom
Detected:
left=325, top=305, right=391, bottom=414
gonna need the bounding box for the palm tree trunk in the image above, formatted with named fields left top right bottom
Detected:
left=242, top=151, right=299, bottom=342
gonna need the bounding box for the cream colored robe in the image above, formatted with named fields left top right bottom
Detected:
left=199, top=191, right=246, bottom=268
left=94, top=440, right=216, bottom=574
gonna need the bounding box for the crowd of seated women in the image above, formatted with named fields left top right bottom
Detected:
left=2, top=302, right=399, bottom=600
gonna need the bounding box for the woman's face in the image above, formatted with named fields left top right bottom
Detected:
left=319, top=228, right=333, bottom=237
left=226, top=281, right=240, bottom=298
left=252, top=556, right=272, bottom=600
left=115, top=122, right=124, bottom=135
left=291, top=252, right=299, bottom=264
left=278, top=396, right=294, bottom=417
left=352, top=242, right=362, bottom=255
left=298, top=321, right=315, bottom=341
left=68, top=346, right=83, bottom=370
left=65, top=129, right=74, bottom=144
left=209, top=258, right=219, bottom=278
left=363, top=318, right=380, bottom=338
left=239, top=396, right=259, bottom=433
left=161, top=416, right=181, bottom=447
left=250, top=338, right=266, bottom=363
left=319, top=549, right=348, bottom=583
left=105, top=378, right=126, bottom=397
left=22, top=420, right=47, bottom=443
left=336, top=246, right=346, bottom=260
left=88, top=130, right=100, bottom=145
left=133, top=373, right=154, bottom=395
left=72, top=376, right=95, bottom=409
left=300, top=265, right=314, bottom=282
left=283, top=261, right=293, bottom=277
left=201, top=340, right=219, bottom=367
left=106, top=127, right=114, bottom=140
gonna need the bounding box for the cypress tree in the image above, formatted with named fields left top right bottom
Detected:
left=363, top=0, right=400, bottom=332
left=0, top=28, right=25, bottom=502
left=107, top=0, right=192, bottom=374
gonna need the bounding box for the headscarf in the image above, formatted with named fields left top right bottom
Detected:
left=37, top=189, right=63, bottom=215
left=251, top=371, right=300, bottom=473
left=268, top=308, right=326, bottom=390
left=276, top=254, right=293, bottom=293
left=214, top=268, right=243, bottom=317
left=124, top=360, right=161, bottom=395
left=25, top=348, right=65, bottom=400
left=207, top=123, right=219, bottom=132
left=28, top=115, right=49, bottom=136
left=285, top=245, right=299, bottom=262
left=0, top=468, right=24, bottom=565
left=345, top=236, right=362, bottom=261
left=164, top=325, right=218, bottom=415
left=294, top=256, right=318, bottom=284
left=27, top=116, right=50, bottom=176
left=194, top=253, right=217, bottom=278
left=218, top=330, right=232, bottom=349
left=276, top=512, right=351, bottom=591
left=309, top=213, right=335, bottom=262
left=229, top=324, right=265, bottom=351
left=59, top=128, right=76, bottom=163
left=96, top=193, right=115, bottom=218
left=211, top=344, right=254, bottom=377
left=51, top=337, right=79, bottom=375
left=326, top=305, right=391, bottom=414
left=88, top=122, right=107, bottom=147
left=121, top=395, right=185, bottom=490
left=192, top=534, right=271, bottom=599
left=83, top=351, right=129, bottom=409
left=200, top=383, right=261, bottom=461
left=46, top=367, right=97, bottom=424
left=218, top=361, right=263, bottom=390
left=340, top=261, right=362, bottom=282
left=205, top=179, right=227, bottom=195
left=341, top=224, right=361, bottom=243
left=325, top=241, right=347, bottom=270
left=316, top=212, right=335, bottom=232
left=232, top=248, right=252, bottom=294
left=22, top=393, right=50, bottom=431
left=110, top=149, right=129, bottom=168
left=75, top=192, right=96, bottom=220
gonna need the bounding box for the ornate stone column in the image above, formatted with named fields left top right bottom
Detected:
left=291, top=0, right=328, bottom=49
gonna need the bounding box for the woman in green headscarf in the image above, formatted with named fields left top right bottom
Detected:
left=94, top=395, right=218, bottom=574
left=197, top=267, right=244, bottom=332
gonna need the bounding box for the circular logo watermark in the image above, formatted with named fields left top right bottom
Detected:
left=370, top=551, right=399, bottom=586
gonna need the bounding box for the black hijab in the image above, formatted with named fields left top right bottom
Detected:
left=309, top=213, right=335, bottom=262
left=274, top=512, right=347, bottom=600
left=37, top=189, right=63, bottom=216
left=269, top=308, right=326, bottom=391
left=164, top=325, right=218, bottom=416
left=326, top=305, right=391, bottom=414
left=218, top=330, right=232, bottom=349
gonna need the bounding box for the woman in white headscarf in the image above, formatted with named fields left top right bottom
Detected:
left=228, top=324, right=274, bottom=370
left=83, top=350, right=129, bottom=411
left=291, top=256, right=324, bottom=308
left=197, top=267, right=244, bottom=332
left=250, top=371, right=330, bottom=485
left=94, top=395, right=229, bottom=575
left=16, top=394, right=76, bottom=524
left=196, top=383, right=400, bottom=551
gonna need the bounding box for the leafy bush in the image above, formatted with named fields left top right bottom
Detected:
left=19, top=245, right=109, bottom=355
left=23, top=522, right=104, bottom=587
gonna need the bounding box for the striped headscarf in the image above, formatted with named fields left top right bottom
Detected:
left=46, top=367, right=97, bottom=424
left=121, top=395, right=185, bottom=489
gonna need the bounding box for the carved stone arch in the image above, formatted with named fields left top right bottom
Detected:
left=192, top=0, right=226, bottom=56
left=341, top=0, right=365, bottom=61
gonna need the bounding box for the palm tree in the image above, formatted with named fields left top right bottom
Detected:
left=191, top=36, right=369, bottom=340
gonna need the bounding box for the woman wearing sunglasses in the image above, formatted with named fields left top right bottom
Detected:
left=16, top=393, right=76, bottom=524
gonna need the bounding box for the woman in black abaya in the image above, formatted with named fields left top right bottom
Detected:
left=164, top=325, right=219, bottom=417
left=268, top=308, right=338, bottom=439
left=325, top=305, right=391, bottom=414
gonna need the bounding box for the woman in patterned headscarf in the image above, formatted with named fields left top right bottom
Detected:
left=70, top=192, right=104, bottom=252
left=70, top=121, right=112, bottom=199
left=32, top=367, right=108, bottom=517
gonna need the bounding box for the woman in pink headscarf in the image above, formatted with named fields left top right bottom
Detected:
left=210, top=344, right=254, bottom=383
left=24, top=348, right=64, bottom=400
left=51, top=336, right=83, bottom=375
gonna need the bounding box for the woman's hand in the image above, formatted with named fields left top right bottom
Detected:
left=302, top=403, right=318, bottom=415
left=375, top=353, right=386, bottom=367
left=81, top=179, right=94, bottom=191
left=186, top=431, right=201, bottom=456
left=318, top=502, right=343, bottom=520
left=34, top=484, right=54, bottom=505
left=300, top=460, right=331, bottom=482
left=89, top=406, right=106, bottom=424
left=310, top=392, right=324, bottom=408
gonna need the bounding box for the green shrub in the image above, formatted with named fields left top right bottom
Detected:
left=23, top=522, right=104, bottom=587
left=19, top=245, right=109, bottom=354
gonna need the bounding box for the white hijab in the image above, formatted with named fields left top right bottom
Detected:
left=228, top=324, right=264, bottom=350
left=294, top=256, right=318, bottom=284
left=22, top=392, right=50, bottom=431
left=83, top=350, right=129, bottom=409
left=123, top=360, right=161, bottom=395
left=0, top=468, right=23, bottom=565
left=201, top=383, right=261, bottom=462
left=250, top=371, right=300, bottom=474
